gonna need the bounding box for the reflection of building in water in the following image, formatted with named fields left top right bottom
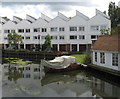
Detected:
left=90, top=76, right=120, bottom=98
left=3, top=63, right=45, bottom=81
left=2, top=62, right=120, bottom=97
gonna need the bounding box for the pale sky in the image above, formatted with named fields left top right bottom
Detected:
left=0, top=0, right=120, bottom=20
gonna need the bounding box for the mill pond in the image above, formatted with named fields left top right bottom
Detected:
left=1, top=58, right=120, bottom=98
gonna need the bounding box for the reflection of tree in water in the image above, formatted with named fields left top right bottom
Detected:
left=5, top=67, right=23, bottom=83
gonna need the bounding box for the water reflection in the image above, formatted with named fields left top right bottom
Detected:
left=2, top=58, right=120, bottom=98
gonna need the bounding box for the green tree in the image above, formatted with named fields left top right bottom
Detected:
left=7, top=32, right=23, bottom=49
left=42, top=34, right=52, bottom=51
left=108, top=2, right=120, bottom=27
left=111, top=26, right=120, bottom=34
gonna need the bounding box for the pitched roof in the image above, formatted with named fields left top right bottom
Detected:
left=92, top=34, right=120, bottom=52
left=2, top=17, right=10, bottom=21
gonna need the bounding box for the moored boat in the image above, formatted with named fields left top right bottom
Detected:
left=41, top=56, right=84, bottom=73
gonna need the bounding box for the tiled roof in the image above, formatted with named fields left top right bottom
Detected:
left=92, top=34, right=120, bottom=52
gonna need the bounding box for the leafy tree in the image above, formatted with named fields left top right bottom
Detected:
left=42, top=34, right=52, bottom=51
left=111, top=26, right=120, bottom=34
left=108, top=2, right=120, bottom=27
left=7, top=32, right=23, bottom=49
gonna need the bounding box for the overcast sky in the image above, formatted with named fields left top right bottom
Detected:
left=0, top=0, right=120, bottom=20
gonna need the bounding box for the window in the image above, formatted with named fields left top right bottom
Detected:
left=26, top=29, right=30, bottom=33
left=59, top=36, right=64, bottom=40
left=33, top=36, right=38, bottom=40
left=51, top=36, right=57, bottom=40
left=70, top=35, right=77, bottom=39
left=38, top=35, right=40, bottom=39
left=51, top=27, right=57, bottom=32
left=41, top=36, right=45, bottom=39
left=70, top=27, right=77, bottom=31
left=18, top=29, right=24, bottom=33
left=34, top=28, right=40, bottom=32
left=79, top=26, right=85, bottom=31
left=100, top=26, right=106, bottom=30
left=4, top=37, right=7, bottom=40
left=26, top=67, right=30, bottom=70
left=95, top=52, right=97, bottom=62
left=4, top=30, right=10, bottom=33
left=59, top=27, right=65, bottom=31
left=26, top=36, right=30, bottom=40
left=34, top=68, right=40, bottom=72
left=100, top=52, right=105, bottom=64
left=11, top=30, right=15, bottom=33
left=91, top=26, right=99, bottom=31
left=91, top=35, right=97, bottom=39
left=26, top=74, right=31, bottom=78
left=79, top=35, right=85, bottom=39
left=42, top=28, right=47, bottom=32
left=112, top=53, right=118, bottom=66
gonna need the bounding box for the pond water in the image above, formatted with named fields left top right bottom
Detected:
left=1, top=58, right=120, bottom=98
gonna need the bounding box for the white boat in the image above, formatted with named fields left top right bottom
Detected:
left=41, top=56, right=82, bottom=72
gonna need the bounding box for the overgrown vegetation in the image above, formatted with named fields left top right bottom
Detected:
left=83, top=52, right=91, bottom=65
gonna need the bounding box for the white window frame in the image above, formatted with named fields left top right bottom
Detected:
left=70, top=35, right=77, bottom=39
left=79, top=35, right=85, bottom=39
left=59, top=36, right=64, bottom=40
left=70, top=27, right=77, bottom=31
left=18, top=29, right=24, bottom=33
left=100, top=52, right=105, bottom=64
left=26, top=29, right=30, bottom=33
left=79, top=26, right=85, bottom=31
left=33, top=28, right=40, bottom=32
left=51, top=36, right=58, bottom=40
left=95, top=52, right=97, bottom=62
left=59, top=27, right=65, bottom=31
left=41, top=28, right=47, bottom=32
left=51, top=27, right=58, bottom=32
left=112, top=53, right=118, bottom=66
left=91, top=26, right=99, bottom=31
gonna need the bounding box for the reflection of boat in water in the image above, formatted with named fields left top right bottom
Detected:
left=41, top=56, right=83, bottom=73
left=41, top=71, right=80, bottom=86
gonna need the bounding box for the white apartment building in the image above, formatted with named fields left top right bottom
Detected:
left=0, top=9, right=111, bottom=52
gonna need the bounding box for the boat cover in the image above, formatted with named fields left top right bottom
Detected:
left=41, top=56, right=78, bottom=69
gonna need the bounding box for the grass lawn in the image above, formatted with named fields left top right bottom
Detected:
left=69, top=54, right=86, bottom=64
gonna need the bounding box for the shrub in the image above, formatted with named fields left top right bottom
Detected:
left=83, top=52, right=91, bottom=65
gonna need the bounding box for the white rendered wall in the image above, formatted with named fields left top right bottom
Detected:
left=16, top=19, right=32, bottom=44
left=2, top=21, right=16, bottom=44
